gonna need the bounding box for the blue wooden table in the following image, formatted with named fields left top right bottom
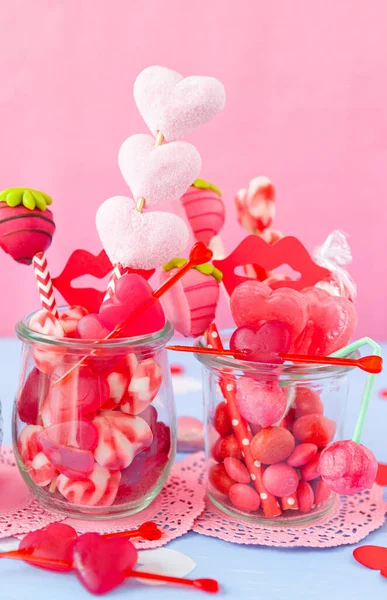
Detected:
left=0, top=338, right=386, bottom=600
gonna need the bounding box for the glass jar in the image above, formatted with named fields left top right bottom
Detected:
left=197, top=330, right=355, bottom=525
left=14, top=309, right=176, bottom=519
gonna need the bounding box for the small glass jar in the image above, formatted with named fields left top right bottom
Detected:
left=197, top=329, right=354, bottom=525
left=14, top=309, right=176, bottom=519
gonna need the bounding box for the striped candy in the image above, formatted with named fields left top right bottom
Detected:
left=180, top=183, right=225, bottom=245
left=32, top=252, right=58, bottom=317
left=0, top=204, right=55, bottom=265
left=103, top=263, right=128, bottom=302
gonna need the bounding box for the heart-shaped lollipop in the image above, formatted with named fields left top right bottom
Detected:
left=134, top=65, right=226, bottom=141
left=230, top=321, right=291, bottom=363
left=353, top=545, right=387, bottom=578
left=19, top=523, right=78, bottom=572
left=118, top=134, right=201, bottom=207
left=96, top=196, right=189, bottom=270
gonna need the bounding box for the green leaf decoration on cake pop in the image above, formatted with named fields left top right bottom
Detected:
left=163, top=257, right=223, bottom=282
left=192, top=179, right=222, bottom=197
left=0, top=187, right=52, bottom=211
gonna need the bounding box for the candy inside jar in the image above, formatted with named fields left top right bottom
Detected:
left=14, top=308, right=175, bottom=519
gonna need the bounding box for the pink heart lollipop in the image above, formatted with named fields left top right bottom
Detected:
left=96, top=196, right=189, bottom=270
left=134, top=66, right=226, bottom=141
left=230, top=321, right=291, bottom=363
left=118, top=134, right=201, bottom=206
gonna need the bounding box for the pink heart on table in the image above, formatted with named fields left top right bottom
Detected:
left=294, top=288, right=358, bottom=355
left=230, top=280, right=308, bottom=343
left=96, top=196, right=189, bottom=270
left=134, top=65, right=226, bottom=141
left=118, top=133, right=202, bottom=207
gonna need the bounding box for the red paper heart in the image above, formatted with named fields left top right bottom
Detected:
left=72, top=533, right=138, bottom=595
left=19, top=523, right=78, bottom=572
left=213, top=235, right=330, bottom=296
left=52, top=249, right=155, bottom=313
left=376, top=463, right=387, bottom=486
left=353, top=545, right=387, bottom=578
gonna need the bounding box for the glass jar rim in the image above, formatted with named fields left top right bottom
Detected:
left=195, top=328, right=358, bottom=377
left=16, top=306, right=174, bottom=351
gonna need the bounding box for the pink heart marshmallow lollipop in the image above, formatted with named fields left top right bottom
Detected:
left=133, top=65, right=226, bottom=141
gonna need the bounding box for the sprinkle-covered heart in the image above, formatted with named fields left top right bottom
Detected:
left=134, top=65, right=226, bottom=141
left=96, top=196, right=189, bottom=270
left=118, top=133, right=201, bottom=207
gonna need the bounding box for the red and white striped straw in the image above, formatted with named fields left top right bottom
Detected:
left=32, top=252, right=58, bottom=317
left=205, top=324, right=281, bottom=518
left=103, top=263, right=127, bottom=303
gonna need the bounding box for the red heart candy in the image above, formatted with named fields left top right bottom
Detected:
left=353, top=545, right=387, bottom=577
left=99, top=273, right=165, bottom=337
left=230, top=281, right=308, bottom=342
left=230, top=321, right=291, bottom=363
left=72, top=533, right=138, bottom=595
left=376, top=463, right=387, bottom=486
left=77, top=313, right=110, bottom=339
left=19, top=523, right=78, bottom=572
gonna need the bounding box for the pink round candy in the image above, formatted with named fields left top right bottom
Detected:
left=251, top=427, right=295, bottom=465
left=294, top=387, right=323, bottom=418
left=236, top=378, right=287, bottom=427
left=287, top=443, right=318, bottom=467
left=300, top=452, right=321, bottom=481
left=29, top=309, right=66, bottom=374
left=313, top=478, right=332, bottom=504
left=293, top=414, right=336, bottom=447
left=262, top=463, right=299, bottom=496
left=318, top=440, right=378, bottom=495
left=229, top=484, right=261, bottom=513
left=224, top=457, right=251, bottom=484
left=297, top=480, right=314, bottom=513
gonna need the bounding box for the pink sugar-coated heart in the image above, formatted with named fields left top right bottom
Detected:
left=96, top=196, right=189, bottom=270
left=236, top=378, right=287, bottom=427
left=99, top=273, right=165, bottom=337
left=294, top=287, right=358, bottom=355
left=318, top=440, right=378, bottom=495
left=77, top=313, right=110, bottom=339
left=19, top=523, right=78, bottom=572
left=73, top=533, right=138, bottom=595
left=230, top=321, right=291, bottom=363
left=230, top=281, right=308, bottom=343
left=118, top=133, right=202, bottom=206
left=57, top=463, right=121, bottom=507
left=134, top=65, right=226, bottom=141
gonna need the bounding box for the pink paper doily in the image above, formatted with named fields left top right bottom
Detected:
left=0, top=447, right=205, bottom=549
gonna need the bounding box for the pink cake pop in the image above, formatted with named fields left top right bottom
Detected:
left=318, top=440, right=378, bottom=495
left=180, top=179, right=225, bottom=245
left=160, top=258, right=221, bottom=337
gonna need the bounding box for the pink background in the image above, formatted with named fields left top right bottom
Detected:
left=0, top=0, right=386, bottom=338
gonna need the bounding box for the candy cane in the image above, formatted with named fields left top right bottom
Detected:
left=103, top=263, right=128, bottom=302
left=206, top=324, right=281, bottom=518
left=32, top=252, right=58, bottom=317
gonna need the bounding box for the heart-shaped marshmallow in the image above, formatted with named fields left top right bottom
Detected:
left=134, top=65, right=226, bottom=141
left=96, top=196, right=189, bottom=270
left=119, top=134, right=201, bottom=207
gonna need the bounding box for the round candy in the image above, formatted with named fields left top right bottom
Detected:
left=236, top=378, right=287, bottom=427
left=209, top=463, right=235, bottom=495
left=294, top=387, right=323, bottom=418
left=300, top=452, right=321, bottom=481
left=287, top=443, right=318, bottom=467
left=297, top=481, right=314, bottom=513
left=219, top=434, right=243, bottom=460
left=223, top=457, right=251, bottom=484
left=318, top=440, right=378, bottom=495
left=214, top=402, right=233, bottom=436
left=229, top=484, right=261, bottom=513
left=293, top=414, right=336, bottom=447
left=251, top=427, right=295, bottom=465
left=230, top=321, right=291, bottom=363
left=262, top=463, right=299, bottom=497
left=313, top=478, right=332, bottom=504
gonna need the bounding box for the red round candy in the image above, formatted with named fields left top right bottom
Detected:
left=18, top=367, right=49, bottom=425
left=300, top=452, right=321, bottom=481
left=224, top=457, right=251, bottom=484
left=293, top=414, right=336, bottom=447
left=294, top=387, right=323, bottom=418
left=287, top=443, right=318, bottom=467
left=318, top=440, right=378, bottom=495
left=220, top=434, right=243, bottom=460
left=297, top=480, right=314, bottom=513
left=212, top=437, right=223, bottom=462
left=229, top=484, right=261, bottom=512
left=251, top=427, right=295, bottom=465
left=209, top=463, right=236, bottom=495
left=262, top=463, right=299, bottom=496
left=214, top=402, right=233, bottom=436
left=313, top=478, right=332, bottom=504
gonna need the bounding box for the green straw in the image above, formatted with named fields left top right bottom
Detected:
left=330, top=337, right=382, bottom=443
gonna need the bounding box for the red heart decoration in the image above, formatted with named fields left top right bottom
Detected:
left=353, top=545, right=387, bottom=578
left=52, top=249, right=155, bottom=313
left=19, top=523, right=78, bottom=572
left=376, top=463, right=387, bottom=486
left=213, top=235, right=330, bottom=296
left=72, top=533, right=138, bottom=595
left=189, top=241, right=213, bottom=266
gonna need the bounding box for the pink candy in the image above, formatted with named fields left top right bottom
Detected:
left=293, top=414, right=336, bottom=447
left=294, top=387, right=323, bottom=417
left=251, top=427, right=295, bottom=465
left=18, top=367, right=48, bottom=425
left=59, top=305, right=88, bottom=338
left=262, top=463, right=299, bottom=497
left=287, top=443, right=318, bottom=467
left=300, top=452, right=321, bottom=481
left=236, top=378, right=287, bottom=427
left=77, top=313, right=110, bottom=340
left=223, top=457, right=251, bottom=484
left=318, top=440, right=378, bottom=495
left=230, top=321, right=291, bottom=363
left=29, top=309, right=66, bottom=374
left=121, top=358, right=163, bottom=415
left=297, top=481, right=314, bottom=513
left=57, top=464, right=121, bottom=507
left=229, top=483, right=261, bottom=512
left=17, top=425, right=56, bottom=487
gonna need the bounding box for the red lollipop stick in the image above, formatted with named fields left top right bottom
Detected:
left=0, top=550, right=69, bottom=569
left=125, top=569, right=219, bottom=593
left=103, top=522, right=162, bottom=541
